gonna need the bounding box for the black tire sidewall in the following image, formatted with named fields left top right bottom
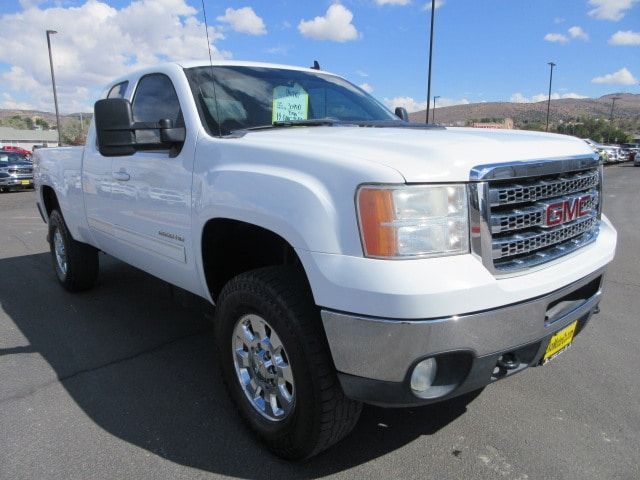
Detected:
left=215, top=273, right=322, bottom=453
left=47, top=209, right=98, bottom=291
left=49, top=211, right=69, bottom=284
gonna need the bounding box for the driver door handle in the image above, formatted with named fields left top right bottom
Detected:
left=112, top=170, right=130, bottom=181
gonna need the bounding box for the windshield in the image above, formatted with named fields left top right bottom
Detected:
left=185, top=66, right=399, bottom=136
left=0, top=152, right=26, bottom=163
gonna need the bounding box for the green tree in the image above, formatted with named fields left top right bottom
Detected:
left=35, top=118, right=50, bottom=129
left=0, top=115, right=33, bottom=130
left=60, top=118, right=89, bottom=145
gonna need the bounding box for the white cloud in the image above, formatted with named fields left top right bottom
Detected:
left=0, top=0, right=229, bottom=113
left=554, top=17, right=565, bottom=24
left=359, top=83, right=374, bottom=93
left=591, top=67, right=638, bottom=85
left=1, top=93, right=36, bottom=110
left=609, top=30, right=640, bottom=45
left=544, top=33, right=569, bottom=43
left=376, top=0, right=410, bottom=5
left=511, top=92, right=588, bottom=103
left=216, top=7, right=266, bottom=35
left=355, top=70, right=369, bottom=77
left=298, top=4, right=359, bottom=42
left=423, top=0, right=445, bottom=10
left=588, top=0, right=638, bottom=20
left=383, top=96, right=469, bottom=112
left=568, top=26, right=589, bottom=41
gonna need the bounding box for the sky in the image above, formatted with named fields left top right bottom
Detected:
left=0, top=0, right=638, bottom=114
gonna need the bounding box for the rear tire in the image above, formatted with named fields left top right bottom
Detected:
left=214, top=266, right=362, bottom=460
left=48, top=209, right=99, bottom=292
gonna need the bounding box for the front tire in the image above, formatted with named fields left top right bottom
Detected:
left=48, top=209, right=99, bottom=292
left=214, top=267, right=362, bottom=460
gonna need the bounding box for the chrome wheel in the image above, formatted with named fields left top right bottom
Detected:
left=53, top=229, right=67, bottom=276
left=232, top=314, right=295, bottom=421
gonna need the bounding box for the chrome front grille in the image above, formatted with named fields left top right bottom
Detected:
left=490, top=190, right=599, bottom=234
left=9, top=167, right=33, bottom=175
left=488, top=170, right=599, bottom=206
left=469, top=156, right=602, bottom=275
left=492, top=214, right=597, bottom=259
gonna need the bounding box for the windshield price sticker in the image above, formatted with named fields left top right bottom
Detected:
left=272, top=83, right=309, bottom=122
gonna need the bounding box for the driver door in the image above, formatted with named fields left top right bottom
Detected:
left=104, top=72, right=195, bottom=289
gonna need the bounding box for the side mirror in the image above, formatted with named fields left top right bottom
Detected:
left=95, top=98, right=136, bottom=156
left=395, top=107, right=409, bottom=122
left=159, top=118, right=186, bottom=143
left=94, top=99, right=186, bottom=157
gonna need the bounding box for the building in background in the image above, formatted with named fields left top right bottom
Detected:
left=0, top=127, right=58, bottom=151
left=471, top=118, right=514, bottom=129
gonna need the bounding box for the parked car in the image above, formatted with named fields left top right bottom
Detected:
left=34, top=61, right=617, bottom=459
left=1, top=145, right=32, bottom=156
left=621, top=143, right=638, bottom=163
left=0, top=151, right=34, bottom=192
left=582, top=139, right=620, bottom=163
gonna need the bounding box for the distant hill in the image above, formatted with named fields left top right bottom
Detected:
left=1, top=92, right=638, bottom=132
left=408, top=93, right=640, bottom=130
left=0, top=109, right=92, bottom=127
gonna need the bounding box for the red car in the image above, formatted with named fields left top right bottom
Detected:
left=1, top=146, right=31, bottom=156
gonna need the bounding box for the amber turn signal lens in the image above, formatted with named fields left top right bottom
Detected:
left=357, top=187, right=397, bottom=257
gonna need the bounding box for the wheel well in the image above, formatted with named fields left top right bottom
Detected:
left=41, top=185, right=60, bottom=219
left=202, top=219, right=305, bottom=301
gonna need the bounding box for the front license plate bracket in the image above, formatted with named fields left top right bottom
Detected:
left=541, top=320, right=578, bottom=365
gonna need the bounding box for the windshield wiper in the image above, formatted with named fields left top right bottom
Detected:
left=228, top=118, right=340, bottom=137
left=272, top=118, right=339, bottom=127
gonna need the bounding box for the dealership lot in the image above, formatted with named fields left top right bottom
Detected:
left=0, top=166, right=638, bottom=480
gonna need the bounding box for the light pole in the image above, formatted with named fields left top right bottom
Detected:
left=425, top=0, right=436, bottom=124
left=432, top=95, right=440, bottom=123
left=545, top=61, right=556, bottom=132
left=46, top=29, right=62, bottom=146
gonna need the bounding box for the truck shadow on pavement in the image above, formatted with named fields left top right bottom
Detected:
left=0, top=252, right=480, bottom=478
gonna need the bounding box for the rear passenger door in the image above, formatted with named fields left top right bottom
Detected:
left=105, top=72, right=197, bottom=290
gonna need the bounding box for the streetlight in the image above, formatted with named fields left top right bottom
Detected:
left=46, top=29, right=61, bottom=147
left=425, top=0, right=436, bottom=124
left=432, top=95, right=440, bottom=123
left=545, top=61, right=556, bottom=132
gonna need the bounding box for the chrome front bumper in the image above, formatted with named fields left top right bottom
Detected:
left=322, top=268, right=604, bottom=405
left=0, top=176, right=33, bottom=187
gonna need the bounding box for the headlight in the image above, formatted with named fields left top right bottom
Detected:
left=356, top=184, right=469, bottom=259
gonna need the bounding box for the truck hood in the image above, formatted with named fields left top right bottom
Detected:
left=239, top=126, right=595, bottom=182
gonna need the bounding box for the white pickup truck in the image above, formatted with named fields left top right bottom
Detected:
left=34, top=61, right=617, bottom=459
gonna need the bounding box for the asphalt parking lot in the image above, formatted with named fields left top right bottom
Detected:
left=1, top=165, right=639, bottom=480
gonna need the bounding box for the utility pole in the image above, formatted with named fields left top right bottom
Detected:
left=609, top=96, right=621, bottom=122
left=432, top=95, right=440, bottom=123
left=608, top=96, right=621, bottom=143
left=46, top=30, right=62, bottom=146
left=425, top=0, right=436, bottom=124
left=545, top=62, right=556, bottom=132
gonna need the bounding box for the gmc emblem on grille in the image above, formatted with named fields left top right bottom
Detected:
left=543, top=194, right=593, bottom=227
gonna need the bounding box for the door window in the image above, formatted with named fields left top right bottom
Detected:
left=132, top=74, right=182, bottom=126
left=107, top=81, right=129, bottom=99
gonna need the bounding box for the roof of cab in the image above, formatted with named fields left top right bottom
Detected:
left=104, top=60, right=340, bottom=91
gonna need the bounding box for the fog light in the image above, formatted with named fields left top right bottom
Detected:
left=410, top=357, right=437, bottom=394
